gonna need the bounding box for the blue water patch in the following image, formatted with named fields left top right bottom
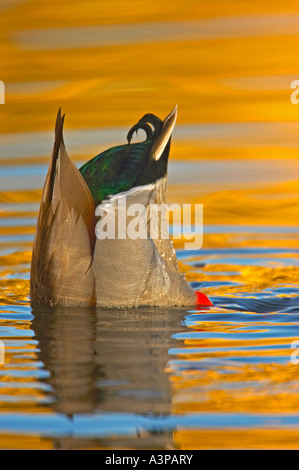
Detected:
left=0, top=411, right=298, bottom=438
left=0, top=217, right=37, bottom=228
left=0, top=234, right=34, bottom=243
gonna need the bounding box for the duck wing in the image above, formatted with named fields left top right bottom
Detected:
left=30, top=109, right=96, bottom=307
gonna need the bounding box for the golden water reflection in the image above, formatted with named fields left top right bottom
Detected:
left=0, top=0, right=299, bottom=450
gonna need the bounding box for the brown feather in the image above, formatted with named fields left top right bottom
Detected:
left=30, top=110, right=96, bottom=307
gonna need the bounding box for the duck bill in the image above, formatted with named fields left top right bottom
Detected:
left=150, top=105, right=178, bottom=161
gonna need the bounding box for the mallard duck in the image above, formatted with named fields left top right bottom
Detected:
left=30, top=107, right=212, bottom=309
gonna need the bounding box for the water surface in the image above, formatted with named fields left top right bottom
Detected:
left=0, top=0, right=299, bottom=450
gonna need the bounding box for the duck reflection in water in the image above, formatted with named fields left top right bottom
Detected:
left=31, top=306, right=188, bottom=448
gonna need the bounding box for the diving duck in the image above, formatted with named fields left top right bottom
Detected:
left=30, top=106, right=212, bottom=309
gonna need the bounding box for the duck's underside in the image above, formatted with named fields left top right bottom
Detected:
left=30, top=108, right=196, bottom=308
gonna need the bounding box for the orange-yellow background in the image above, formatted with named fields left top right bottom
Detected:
left=1, top=0, right=299, bottom=226
left=1, top=0, right=299, bottom=449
